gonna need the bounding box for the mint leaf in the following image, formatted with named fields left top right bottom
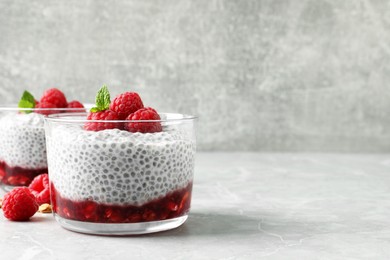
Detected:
left=18, top=90, right=36, bottom=114
left=90, top=107, right=100, bottom=113
left=90, top=85, right=110, bottom=112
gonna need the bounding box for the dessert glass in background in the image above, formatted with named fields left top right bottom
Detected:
left=45, top=112, right=196, bottom=235
left=0, top=106, right=86, bottom=191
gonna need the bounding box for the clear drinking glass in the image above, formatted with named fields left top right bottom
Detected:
left=0, top=106, right=86, bottom=191
left=44, top=112, right=196, bottom=235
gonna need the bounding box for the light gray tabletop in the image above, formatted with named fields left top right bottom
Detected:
left=1, top=153, right=390, bottom=259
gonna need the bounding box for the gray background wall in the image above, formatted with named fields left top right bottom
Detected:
left=1, top=0, right=389, bottom=152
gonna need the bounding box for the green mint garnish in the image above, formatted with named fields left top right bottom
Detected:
left=18, top=90, right=36, bottom=114
left=90, top=85, right=111, bottom=113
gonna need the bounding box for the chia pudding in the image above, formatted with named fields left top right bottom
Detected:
left=45, top=113, right=196, bottom=227
left=0, top=112, right=47, bottom=186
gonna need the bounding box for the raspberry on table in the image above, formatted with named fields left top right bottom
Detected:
left=67, top=100, right=84, bottom=109
left=110, top=92, right=144, bottom=120
left=29, top=174, right=49, bottom=192
left=84, top=110, right=122, bottom=131
left=125, top=107, right=162, bottom=133
left=2, top=187, right=39, bottom=221
left=35, top=188, right=50, bottom=205
left=29, top=174, right=50, bottom=205
left=40, top=88, right=68, bottom=108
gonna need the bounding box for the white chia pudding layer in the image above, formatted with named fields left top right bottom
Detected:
left=0, top=112, right=47, bottom=169
left=47, top=126, right=196, bottom=206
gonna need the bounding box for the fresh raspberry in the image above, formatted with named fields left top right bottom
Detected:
left=35, top=101, right=58, bottom=115
left=67, top=101, right=85, bottom=113
left=35, top=188, right=50, bottom=205
left=110, top=92, right=144, bottom=120
left=2, top=187, right=39, bottom=221
left=67, top=100, right=84, bottom=109
left=29, top=174, right=48, bottom=192
left=40, top=88, right=68, bottom=108
left=29, top=174, right=50, bottom=205
left=146, top=107, right=158, bottom=114
left=125, top=107, right=162, bottom=133
left=84, top=110, right=122, bottom=131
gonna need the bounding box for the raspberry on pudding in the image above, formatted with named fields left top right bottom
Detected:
left=45, top=86, right=197, bottom=235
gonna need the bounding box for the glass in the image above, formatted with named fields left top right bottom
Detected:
left=0, top=106, right=87, bottom=191
left=44, top=112, right=197, bottom=235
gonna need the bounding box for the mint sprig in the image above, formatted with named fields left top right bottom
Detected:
left=18, top=90, right=36, bottom=114
left=90, top=85, right=111, bottom=112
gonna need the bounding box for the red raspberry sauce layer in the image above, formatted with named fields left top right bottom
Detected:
left=51, top=182, right=193, bottom=223
left=0, top=161, right=48, bottom=186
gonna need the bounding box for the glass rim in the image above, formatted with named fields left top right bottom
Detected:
left=0, top=107, right=87, bottom=112
left=45, top=112, right=198, bottom=123
left=0, top=104, right=92, bottom=112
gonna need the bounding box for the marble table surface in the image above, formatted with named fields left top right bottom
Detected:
left=1, top=153, right=390, bottom=260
